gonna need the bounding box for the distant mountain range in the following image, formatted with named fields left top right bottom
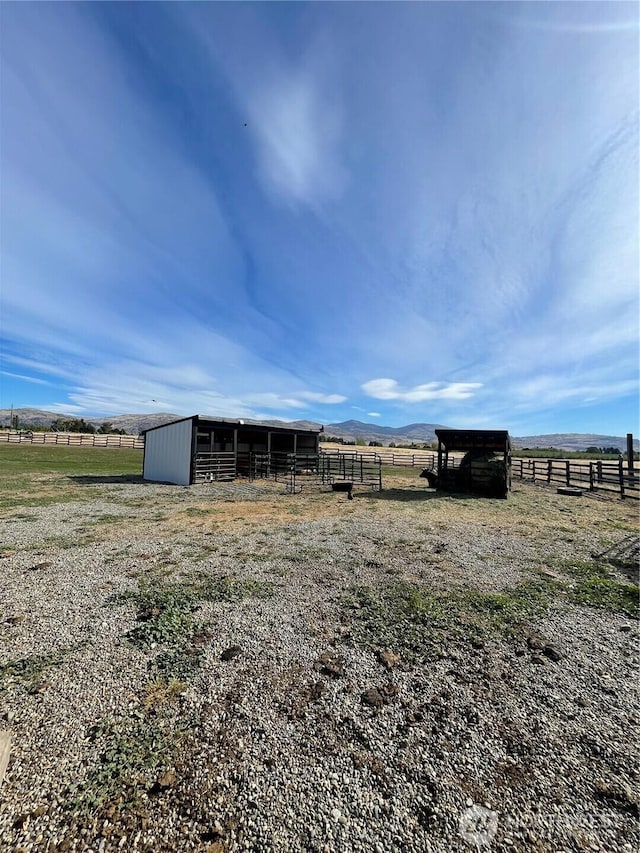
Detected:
left=0, top=408, right=320, bottom=436
left=1, top=409, right=638, bottom=452
left=324, top=420, right=639, bottom=452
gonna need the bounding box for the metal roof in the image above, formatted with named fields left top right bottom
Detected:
left=435, top=428, right=511, bottom=452
left=142, top=415, right=321, bottom=437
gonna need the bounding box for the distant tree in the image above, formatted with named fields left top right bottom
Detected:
left=50, top=417, right=96, bottom=434
left=389, top=442, right=396, bottom=448
left=368, top=441, right=383, bottom=447
left=97, top=422, right=113, bottom=434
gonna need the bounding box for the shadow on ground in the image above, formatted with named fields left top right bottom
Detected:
left=361, top=488, right=497, bottom=503
left=68, top=475, right=145, bottom=485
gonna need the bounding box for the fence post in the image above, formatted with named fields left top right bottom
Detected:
left=547, top=460, right=552, bottom=484
left=589, top=462, right=595, bottom=491
left=565, top=461, right=570, bottom=486
left=619, top=458, right=625, bottom=499
left=597, top=461, right=602, bottom=484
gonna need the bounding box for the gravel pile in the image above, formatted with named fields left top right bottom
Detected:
left=0, top=477, right=638, bottom=852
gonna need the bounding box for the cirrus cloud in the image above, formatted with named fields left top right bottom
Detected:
left=362, top=378, right=482, bottom=402
left=298, top=391, right=347, bottom=404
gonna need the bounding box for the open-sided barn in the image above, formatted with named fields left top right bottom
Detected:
left=435, top=428, right=512, bottom=498
left=142, top=416, right=321, bottom=486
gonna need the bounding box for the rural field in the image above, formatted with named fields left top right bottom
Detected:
left=0, top=444, right=638, bottom=853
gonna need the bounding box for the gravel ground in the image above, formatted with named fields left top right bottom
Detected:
left=0, top=473, right=638, bottom=853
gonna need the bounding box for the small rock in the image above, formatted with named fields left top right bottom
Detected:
left=470, top=638, right=485, bottom=650
left=526, top=632, right=547, bottom=651
left=137, top=606, right=161, bottom=622
left=157, top=770, right=177, bottom=789
left=27, top=561, right=53, bottom=571
left=376, top=649, right=401, bottom=670
left=361, top=688, right=384, bottom=708
left=620, top=625, right=632, bottom=633
left=220, top=646, right=242, bottom=662
left=530, top=654, right=546, bottom=665
left=317, top=652, right=344, bottom=677
left=543, top=645, right=562, bottom=662
left=309, top=681, right=326, bottom=700
left=6, top=614, right=25, bottom=626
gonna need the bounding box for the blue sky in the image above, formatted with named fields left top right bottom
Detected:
left=1, top=2, right=638, bottom=436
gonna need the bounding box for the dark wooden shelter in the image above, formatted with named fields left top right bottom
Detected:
left=435, top=429, right=512, bottom=497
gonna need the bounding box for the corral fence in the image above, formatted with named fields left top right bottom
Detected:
left=4, top=431, right=636, bottom=499
left=318, top=452, right=382, bottom=491
left=0, top=430, right=144, bottom=449
left=245, top=450, right=382, bottom=493
left=321, top=447, right=436, bottom=468
left=246, top=451, right=320, bottom=494
left=512, top=458, right=639, bottom=500
left=245, top=451, right=319, bottom=479
left=323, top=448, right=639, bottom=500
left=194, top=451, right=236, bottom=482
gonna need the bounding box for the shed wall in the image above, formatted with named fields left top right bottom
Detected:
left=143, top=418, right=193, bottom=485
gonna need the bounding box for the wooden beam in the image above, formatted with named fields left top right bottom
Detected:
left=0, top=731, right=11, bottom=788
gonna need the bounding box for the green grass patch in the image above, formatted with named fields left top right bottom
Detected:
left=70, top=708, right=192, bottom=816
left=111, top=571, right=274, bottom=679
left=562, top=560, right=639, bottom=617
left=181, top=506, right=210, bottom=517
left=342, top=579, right=555, bottom=660
left=0, top=444, right=142, bottom=509
left=0, top=646, right=79, bottom=691
left=0, top=443, right=142, bottom=475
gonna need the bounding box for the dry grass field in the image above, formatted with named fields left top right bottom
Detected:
left=0, top=446, right=638, bottom=852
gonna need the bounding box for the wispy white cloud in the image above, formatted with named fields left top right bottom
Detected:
left=362, top=379, right=483, bottom=403
left=249, top=65, right=347, bottom=208
left=0, top=371, right=51, bottom=386
left=0, top=3, right=637, bottom=434
left=367, top=412, right=381, bottom=418
left=298, top=391, right=347, bottom=404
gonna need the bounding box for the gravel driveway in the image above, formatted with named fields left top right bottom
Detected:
left=1, top=473, right=638, bottom=852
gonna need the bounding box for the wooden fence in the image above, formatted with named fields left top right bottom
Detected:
left=321, top=448, right=436, bottom=468
left=511, top=457, right=639, bottom=500
left=0, top=431, right=144, bottom=449
left=2, top=432, right=636, bottom=498
left=323, top=448, right=638, bottom=499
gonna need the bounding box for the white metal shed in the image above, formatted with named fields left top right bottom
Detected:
left=142, top=415, right=321, bottom=485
